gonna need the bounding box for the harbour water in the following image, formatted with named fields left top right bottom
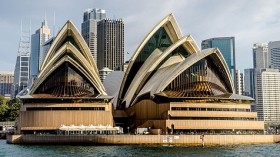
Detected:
left=1, top=140, right=280, bottom=157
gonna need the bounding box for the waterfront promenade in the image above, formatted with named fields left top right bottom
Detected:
left=7, top=134, right=280, bottom=145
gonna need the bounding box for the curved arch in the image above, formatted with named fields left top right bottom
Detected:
left=117, top=13, right=183, bottom=108
left=122, top=35, right=200, bottom=107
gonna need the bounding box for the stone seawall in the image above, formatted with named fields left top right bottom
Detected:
left=6, top=134, right=280, bottom=145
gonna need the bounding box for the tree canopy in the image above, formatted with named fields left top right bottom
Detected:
left=0, top=96, right=21, bottom=121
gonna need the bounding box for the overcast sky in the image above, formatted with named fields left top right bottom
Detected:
left=0, top=0, right=280, bottom=72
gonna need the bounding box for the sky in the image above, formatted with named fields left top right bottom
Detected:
left=0, top=0, right=280, bottom=72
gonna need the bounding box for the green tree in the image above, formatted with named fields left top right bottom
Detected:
left=7, top=98, right=21, bottom=121
left=0, top=96, right=9, bottom=121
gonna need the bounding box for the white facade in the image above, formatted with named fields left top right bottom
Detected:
left=255, top=69, right=280, bottom=124
left=253, top=43, right=268, bottom=69
left=235, top=70, right=244, bottom=95
left=99, top=67, right=113, bottom=83
left=268, top=41, right=280, bottom=69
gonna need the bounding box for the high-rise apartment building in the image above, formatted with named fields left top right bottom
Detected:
left=268, top=41, right=280, bottom=69
left=201, top=37, right=236, bottom=90
left=81, top=8, right=106, bottom=62
left=0, top=71, right=14, bottom=97
left=30, top=19, right=51, bottom=79
left=235, top=70, right=244, bottom=95
left=97, top=19, right=124, bottom=70
left=253, top=43, right=268, bottom=69
left=255, top=68, right=280, bottom=124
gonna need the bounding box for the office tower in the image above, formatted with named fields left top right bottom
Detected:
left=30, top=19, right=51, bottom=80
left=81, top=8, right=106, bottom=62
left=244, top=68, right=255, bottom=98
left=268, top=41, right=280, bottom=69
left=0, top=71, right=14, bottom=97
left=253, top=43, right=268, bottom=69
left=235, top=70, right=244, bottom=95
left=255, top=69, right=280, bottom=124
left=201, top=37, right=236, bottom=90
left=244, top=68, right=256, bottom=112
left=13, top=24, right=31, bottom=97
left=97, top=19, right=124, bottom=70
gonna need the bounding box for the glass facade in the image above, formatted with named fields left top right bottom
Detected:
left=30, top=34, right=40, bottom=77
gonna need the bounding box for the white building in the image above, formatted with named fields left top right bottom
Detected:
left=99, top=67, right=113, bottom=83
left=268, top=41, right=280, bottom=69
left=235, top=70, right=244, bottom=95
left=255, top=68, right=280, bottom=124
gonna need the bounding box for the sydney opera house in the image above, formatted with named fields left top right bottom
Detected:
left=16, top=14, right=264, bottom=135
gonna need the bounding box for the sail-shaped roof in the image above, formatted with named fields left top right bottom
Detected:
left=29, top=21, right=106, bottom=97
left=116, top=14, right=235, bottom=108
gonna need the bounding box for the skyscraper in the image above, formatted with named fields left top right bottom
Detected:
left=255, top=68, right=280, bottom=124
left=244, top=68, right=256, bottom=112
left=30, top=19, right=51, bottom=80
left=81, top=8, right=106, bottom=62
left=0, top=71, right=14, bottom=97
left=244, top=68, right=255, bottom=99
left=235, top=70, right=244, bottom=95
left=201, top=37, right=236, bottom=91
left=253, top=43, right=268, bottom=69
left=13, top=24, right=31, bottom=97
left=97, top=19, right=124, bottom=70
left=268, top=41, right=280, bottom=69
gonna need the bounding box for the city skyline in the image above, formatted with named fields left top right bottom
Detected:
left=0, top=0, right=280, bottom=72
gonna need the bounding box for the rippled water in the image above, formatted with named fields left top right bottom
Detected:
left=1, top=140, right=280, bottom=157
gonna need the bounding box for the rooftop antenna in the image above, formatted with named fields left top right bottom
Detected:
left=44, top=10, right=47, bottom=25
